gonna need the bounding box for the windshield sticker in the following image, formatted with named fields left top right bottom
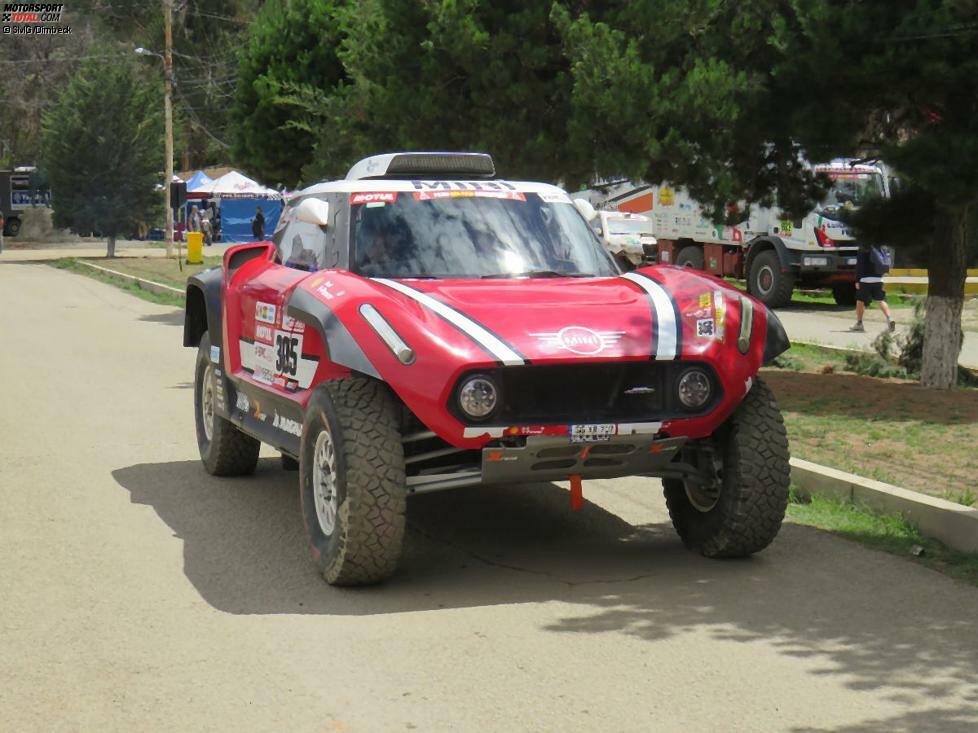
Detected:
left=351, top=191, right=398, bottom=205
left=413, top=189, right=526, bottom=202
left=539, top=192, right=572, bottom=205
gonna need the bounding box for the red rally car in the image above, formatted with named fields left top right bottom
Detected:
left=184, top=152, right=792, bottom=586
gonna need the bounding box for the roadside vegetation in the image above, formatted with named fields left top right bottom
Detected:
left=787, top=489, right=978, bottom=587
left=766, top=341, right=978, bottom=506
left=48, top=256, right=222, bottom=308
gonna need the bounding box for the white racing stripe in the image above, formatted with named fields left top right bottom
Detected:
left=621, top=272, right=678, bottom=360
left=374, top=278, right=525, bottom=366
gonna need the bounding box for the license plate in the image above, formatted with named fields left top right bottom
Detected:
left=570, top=424, right=615, bottom=443
left=810, top=257, right=828, bottom=266
left=846, top=257, right=857, bottom=265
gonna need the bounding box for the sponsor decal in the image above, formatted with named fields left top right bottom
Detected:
left=253, top=342, right=277, bottom=384
left=316, top=281, right=345, bottom=301
left=696, top=318, right=716, bottom=338
left=252, top=399, right=266, bottom=422
left=530, top=326, right=625, bottom=356
left=255, top=301, right=277, bottom=325
left=698, top=293, right=712, bottom=309
left=413, top=189, right=525, bottom=202
left=273, top=413, right=302, bottom=438
left=658, top=186, right=675, bottom=206
left=351, top=191, right=398, bottom=205
left=209, top=345, right=220, bottom=364
left=714, top=290, right=726, bottom=340
left=280, top=315, right=305, bottom=333
left=255, top=324, right=274, bottom=344
left=235, top=392, right=250, bottom=412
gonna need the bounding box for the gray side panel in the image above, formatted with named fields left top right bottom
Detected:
left=286, top=288, right=380, bottom=379
left=185, top=267, right=223, bottom=348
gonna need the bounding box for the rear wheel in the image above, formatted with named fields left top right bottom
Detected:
left=664, top=378, right=790, bottom=557
left=194, top=333, right=260, bottom=476
left=675, top=245, right=704, bottom=270
left=832, top=283, right=857, bottom=306
left=299, top=377, right=406, bottom=586
left=4, top=217, right=21, bottom=237
left=748, top=250, right=795, bottom=307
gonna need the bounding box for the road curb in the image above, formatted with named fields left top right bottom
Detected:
left=790, top=457, right=978, bottom=553
left=77, top=260, right=184, bottom=298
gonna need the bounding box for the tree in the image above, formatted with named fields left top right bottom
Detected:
left=229, top=0, right=348, bottom=186
left=42, top=60, right=163, bottom=257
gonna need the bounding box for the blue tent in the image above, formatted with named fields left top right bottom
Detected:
left=219, top=198, right=282, bottom=242
left=185, top=170, right=214, bottom=192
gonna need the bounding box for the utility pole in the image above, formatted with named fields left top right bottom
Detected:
left=163, top=0, right=174, bottom=259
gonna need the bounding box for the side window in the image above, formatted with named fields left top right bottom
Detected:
left=275, top=197, right=330, bottom=271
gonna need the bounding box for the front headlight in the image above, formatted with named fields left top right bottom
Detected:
left=458, top=375, right=498, bottom=420
left=677, top=368, right=712, bottom=409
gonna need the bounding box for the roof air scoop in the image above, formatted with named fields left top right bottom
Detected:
left=345, top=152, right=496, bottom=181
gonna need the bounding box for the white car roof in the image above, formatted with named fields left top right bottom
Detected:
left=299, top=178, right=570, bottom=198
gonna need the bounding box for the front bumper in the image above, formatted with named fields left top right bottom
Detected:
left=483, top=434, right=687, bottom=484
left=793, top=249, right=858, bottom=274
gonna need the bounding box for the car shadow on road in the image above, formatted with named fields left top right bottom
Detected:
left=113, top=459, right=978, bottom=730
left=139, top=310, right=183, bottom=326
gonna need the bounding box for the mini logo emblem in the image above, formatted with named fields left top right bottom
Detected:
left=530, top=326, right=625, bottom=356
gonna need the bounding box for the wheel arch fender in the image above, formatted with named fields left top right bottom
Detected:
left=184, top=266, right=223, bottom=348
left=286, top=287, right=381, bottom=380
left=745, top=236, right=790, bottom=274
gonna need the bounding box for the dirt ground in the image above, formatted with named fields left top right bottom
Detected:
left=764, top=369, right=978, bottom=506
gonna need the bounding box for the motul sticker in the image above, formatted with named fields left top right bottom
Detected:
left=351, top=191, right=398, bottom=205
left=255, top=324, right=274, bottom=344
left=413, top=190, right=526, bottom=202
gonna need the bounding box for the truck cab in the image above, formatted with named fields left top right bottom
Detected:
left=593, top=210, right=656, bottom=269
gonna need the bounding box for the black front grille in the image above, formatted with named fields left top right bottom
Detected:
left=450, top=362, right=719, bottom=425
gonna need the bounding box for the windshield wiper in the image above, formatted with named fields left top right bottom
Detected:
left=481, top=270, right=594, bottom=279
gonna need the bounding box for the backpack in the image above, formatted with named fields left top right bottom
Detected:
left=869, top=245, right=891, bottom=275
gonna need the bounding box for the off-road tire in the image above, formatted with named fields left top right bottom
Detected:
left=281, top=454, right=299, bottom=471
left=300, top=377, right=406, bottom=586
left=664, top=378, right=790, bottom=557
left=675, top=245, right=705, bottom=270
left=194, top=333, right=260, bottom=476
left=748, top=250, right=795, bottom=308
left=832, top=283, right=857, bottom=306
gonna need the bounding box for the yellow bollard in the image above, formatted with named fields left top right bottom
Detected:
left=186, top=231, right=203, bottom=264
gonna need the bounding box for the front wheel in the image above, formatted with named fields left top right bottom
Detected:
left=748, top=250, right=795, bottom=307
left=194, top=333, right=260, bottom=476
left=300, top=377, right=407, bottom=586
left=664, top=378, right=790, bottom=557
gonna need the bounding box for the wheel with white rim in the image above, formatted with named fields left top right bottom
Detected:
left=299, top=377, right=406, bottom=585
left=194, top=332, right=260, bottom=476
left=663, top=378, right=790, bottom=557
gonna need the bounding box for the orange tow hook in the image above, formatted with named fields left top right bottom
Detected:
left=569, top=474, right=584, bottom=512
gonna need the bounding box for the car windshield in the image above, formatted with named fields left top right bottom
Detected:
left=349, top=190, right=617, bottom=278
left=819, top=172, right=885, bottom=209
left=606, top=218, right=652, bottom=236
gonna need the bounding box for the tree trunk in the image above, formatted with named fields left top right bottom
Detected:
left=106, top=234, right=116, bottom=258
left=920, top=205, right=969, bottom=389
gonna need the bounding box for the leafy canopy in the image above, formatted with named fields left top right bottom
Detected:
left=42, top=60, right=163, bottom=246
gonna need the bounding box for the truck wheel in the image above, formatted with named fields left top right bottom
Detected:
left=194, top=333, right=260, bottom=476
left=4, top=217, right=21, bottom=237
left=748, top=250, right=795, bottom=307
left=663, top=378, right=790, bottom=558
left=832, top=283, right=857, bottom=306
left=300, top=377, right=406, bottom=586
left=675, top=245, right=704, bottom=270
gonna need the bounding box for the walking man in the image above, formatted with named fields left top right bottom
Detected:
left=850, top=242, right=895, bottom=332
left=252, top=206, right=265, bottom=241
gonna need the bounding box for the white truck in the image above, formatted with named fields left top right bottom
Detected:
left=591, top=210, right=656, bottom=268
left=601, top=160, right=892, bottom=307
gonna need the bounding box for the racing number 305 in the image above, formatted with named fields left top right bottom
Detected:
left=276, top=334, right=299, bottom=376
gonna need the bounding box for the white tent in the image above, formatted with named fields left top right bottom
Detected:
left=197, top=170, right=280, bottom=199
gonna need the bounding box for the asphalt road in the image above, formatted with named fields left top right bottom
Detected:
left=2, top=263, right=977, bottom=732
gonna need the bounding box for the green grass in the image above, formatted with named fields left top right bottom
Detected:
left=771, top=341, right=851, bottom=372
left=50, top=257, right=185, bottom=308
left=787, top=489, right=978, bottom=586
